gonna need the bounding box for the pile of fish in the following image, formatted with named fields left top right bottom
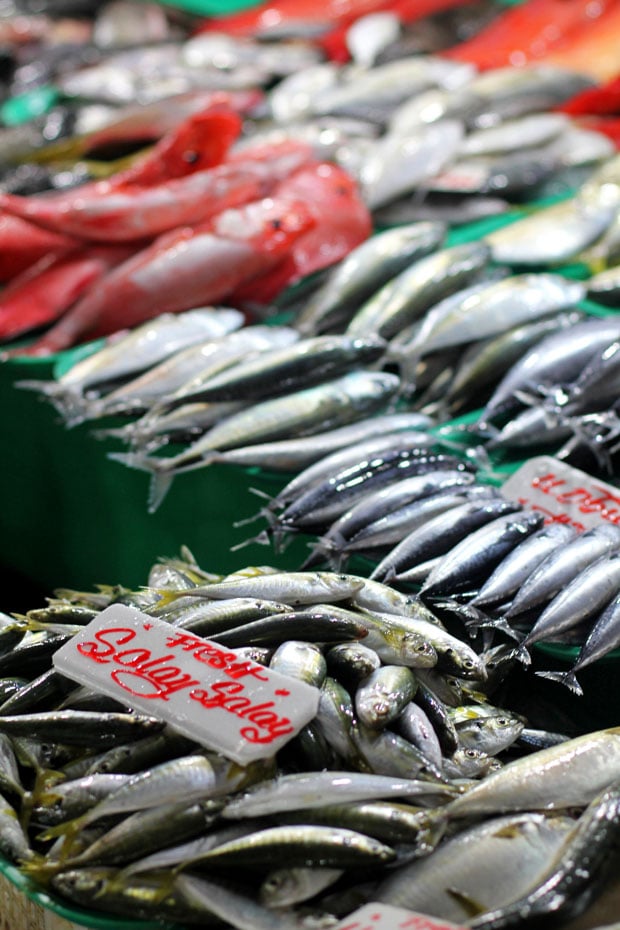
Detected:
left=1, top=554, right=620, bottom=928
left=0, top=0, right=619, bottom=353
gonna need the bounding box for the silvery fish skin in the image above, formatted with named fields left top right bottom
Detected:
left=359, top=119, right=465, bottom=211
left=296, top=221, right=447, bottom=336
left=446, top=727, right=620, bottom=818
left=275, top=451, right=472, bottom=533
left=466, top=65, right=595, bottom=126
left=370, top=497, right=521, bottom=584
left=520, top=550, right=620, bottom=652
left=346, top=241, right=491, bottom=340
left=459, top=112, right=571, bottom=158
left=168, top=571, right=366, bottom=606
left=310, top=57, right=475, bottom=120
left=478, top=316, right=620, bottom=424
left=399, top=273, right=585, bottom=360
left=440, top=311, right=584, bottom=417
left=268, top=62, right=340, bottom=123
left=420, top=510, right=545, bottom=598
left=222, top=771, right=453, bottom=820
left=165, top=335, right=388, bottom=404
left=354, top=665, right=417, bottom=730
left=375, top=810, right=576, bottom=921
left=504, top=524, right=620, bottom=620
left=262, top=428, right=439, bottom=518
left=553, top=591, right=620, bottom=695
left=471, top=523, right=578, bottom=608
left=260, top=866, right=344, bottom=908
left=469, top=782, right=620, bottom=929
left=268, top=641, right=327, bottom=687
left=326, top=643, right=382, bottom=690
left=351, top=725, right=446, bottom=781
left=361, top=612, right=486, bottom=681
left=17, top=307, right=245, bottom=414
left=52, top=868, right=212, bottom=926
left=396, top=702, right=443, bottom=772
left=112, top=371, right=401, bottom=512
left=485, top=404, right=572, bottom=452
left=84, top=325, right=300, bottom=419
left=182, top=823, right=397, bottom=869
left=442, top=748, right=503, bottom=780
left=32, top=773, right=132, bottom=826
left=337, top=486, right=501, bottom=559
left=0, top=802, right=33, bottom=863
left=485, top=184, right=619, bottom=265
left=454, top=715, right=524, bottom=755
left=278, top=799, right=438, bottom=848
left=205, top=412, right=434, bottom=473
left=180, top=32, right=321, bottom=78
left=306, top=469, right=480, bottom=567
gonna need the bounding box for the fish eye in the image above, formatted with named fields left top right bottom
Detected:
left=497, top=717, right=509, bottom=726
left=465, top=749, right=477, bottom=758
left=417, top=643, right=430, bottom=653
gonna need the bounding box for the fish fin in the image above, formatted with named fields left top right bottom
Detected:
left=107, top=451, right=175, bottom=512
left=229, top=529, right=272, bottom=552
left=510, top=643, right=532, bottom=667
left=446, top=887, right=487, bottom=918
left=15, top=379, right=87, bottom=425
left=535, top=669, right=583, bottom=696
left=148, top=471, right=175, bottom=514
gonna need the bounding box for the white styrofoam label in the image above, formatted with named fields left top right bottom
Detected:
left=335, top=903, right=466, bottom=930
left=502, top=455, right=620, bottom=533
left=52, top=604, right=320, bottom=764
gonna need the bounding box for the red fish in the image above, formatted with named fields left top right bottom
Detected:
left=196, top=0, right=397, bottom=37
left=558, top=76, right=620, bottom=117
left=96, top=108, right=243, bottom=191
left=543, top=5, right=620, bottom=83
left=441, top=0, right=616, bottom=70
left=0, top=245, right=136, bottom=344
left=0, top=215, right=77, bottom=282
left=229, top=161, right=372, bottom=305
left=21, top=197, right=316, bottom=355
left=0, top=140, right=314, bottom=242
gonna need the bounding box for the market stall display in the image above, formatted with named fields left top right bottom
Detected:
left=1, top=0, right=620, bottom=927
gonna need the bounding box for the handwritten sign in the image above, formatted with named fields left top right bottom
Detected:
left=335, top=903, right=466, bottom=930
left=52, top=605, right=320, bottom=764
left=502, top=456, right=620, bottom=533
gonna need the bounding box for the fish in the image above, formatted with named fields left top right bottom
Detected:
left=470, top=523, right=578, bottom=609
left=504, top=524, right=620, bottom=622
left=111, top=371, right=401, bottom=512
left=469, top=781, right=620, bottom=928
left=22, top=193, right=315, bottom=356
left=516, top=550, right=620, bottom=654
left=260, top=866, right=344, bottom=908
left=359, top=119, right=465, bottom=210
left=445, top=727, right=620, bottom=818
left=420, top=510, right=545, bottom=598
left=295, top=220, right=447, bottom=336
left=375, top=810, right=576, bottom=921
left=354, top=665, right=417, bottom=729
left=484, top=173, right=620, bottom=265
left=476, top=316, right=620, bottom=426
left=346, top=240, right=491, bottom=340
left=540, top=591, right=620, bottom=696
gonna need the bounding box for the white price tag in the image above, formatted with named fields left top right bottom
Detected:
left=52, top=604, right=320, bottom=764
left=502, top=456, right=620, bottom=533
left=335, top=903, right=466, bottom=930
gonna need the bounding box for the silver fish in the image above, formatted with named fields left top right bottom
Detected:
left=296, top=221, right=447, bottom=336
left=360, top=120, right=465, bottom=210
left=112, top=370, right=401, bottom=511
left=471, top=523, right=578, bottom=608
left=222, top=770, right=454, bottom=820
left=354, top=665, right=417, bottom=729
left=260, top=866, right=344, bottom=908
left=505, top=524, right=620, bottom=621
left=375, top=810, right=576, bottom=921
left=346, top=241, right=491, bottom=340
left=445, top=726, right=620, bottom=818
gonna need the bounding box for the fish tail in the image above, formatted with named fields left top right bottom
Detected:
left=229, top=529, right=273, bottom=552
left=300, top=534, right=344, bottom=571
left=15, top=379, right=86, bottom=425
left=107, top=451, right=176, bottom=512
left=535, top=669, right=583, bottom=696
left=509, top=643, right=532, bottom=667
